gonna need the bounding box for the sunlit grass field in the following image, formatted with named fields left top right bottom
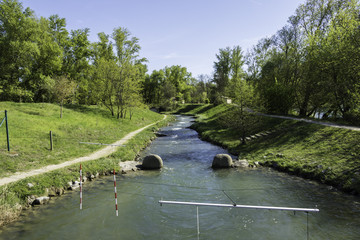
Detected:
left=0, top=102, right=164, bottom=177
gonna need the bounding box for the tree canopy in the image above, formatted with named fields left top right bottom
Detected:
left=1, top=0, right=359, bottom=123
left=245, top=0, right=360, bottom=123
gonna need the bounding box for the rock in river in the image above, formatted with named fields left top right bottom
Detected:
left=212, top=154, right=233, bottom=168
left=142, top=154, right=163, bottom=170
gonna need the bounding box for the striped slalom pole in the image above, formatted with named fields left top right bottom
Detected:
left=113, top=169, right=119, bottom=216
left=80, top=164, right=82, bottom=210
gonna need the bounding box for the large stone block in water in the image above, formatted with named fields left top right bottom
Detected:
left=212, top=154, right=233, bottom=168
left=142, top=154, right=163, bottom=169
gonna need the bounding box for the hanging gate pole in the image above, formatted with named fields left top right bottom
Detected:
left=5, top=110, right=10, bottom=152
left=113, top=169, right=119, bottom=216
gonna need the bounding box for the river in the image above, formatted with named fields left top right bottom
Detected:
left=0, top=115, right=359, bottom=239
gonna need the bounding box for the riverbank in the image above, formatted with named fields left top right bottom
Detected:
left=0, top=102, right=173, bottom=227
left=175, top=104, right=360, bottom=195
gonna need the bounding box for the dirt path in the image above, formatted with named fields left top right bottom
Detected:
left=0, top=115, right=167, bottom=187
left=256, top=113, right=360, bottom=131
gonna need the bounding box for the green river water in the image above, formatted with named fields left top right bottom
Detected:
left=0, top=116, right=359, bottom=239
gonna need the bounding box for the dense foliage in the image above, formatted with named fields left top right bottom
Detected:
left=1, top=0, right=359, bottom=123
left=0, top=0, right=210, bottom=115
left=245, top=0, right=360, bottom=123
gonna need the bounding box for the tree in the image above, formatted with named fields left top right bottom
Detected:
left=92, top=58, right=118, bottom=116
left=228, top=46, right=245, bottom=99
left=27, top=16, right=63, bottom=102
left=318, top=0, right=360, bottom=122
left=112, top=27, right=146, bottom=119
left=220, top=81, right=256, bottom=144
left=142, top=70, right=165, bottom=105
left=63, top=28, right=91, bottom=104
left=0, top=0, right=40, bottom=101
left=213, top=47, right=231, bottom=97
left=52, top=76, right=76, bottom=118
left=91, top=27, right=146, bottom=119
left=292, top=0, right=336, bottom=116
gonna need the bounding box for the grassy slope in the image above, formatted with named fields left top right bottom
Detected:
left=176, top=104, right=360, bottom=195
left=0, top=102, right=171, bottom=226
left=0, top=102, right=164, bottom=177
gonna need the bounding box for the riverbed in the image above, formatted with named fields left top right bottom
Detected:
left=0, top=115, right=359, bottom=239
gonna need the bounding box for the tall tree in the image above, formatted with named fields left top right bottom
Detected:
left=27, top=17, right=63, bottom=102
left=213, top=47, right=231, bottom=97
left=112, top=27, right=146, bottom=119
left=228, top=46, right=245, bottom=99
left=0, top=0, right=39, bottom=101
left=64, top=28, right=91, bottom=104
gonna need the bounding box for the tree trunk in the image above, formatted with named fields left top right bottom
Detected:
left=60, top=101, right=63, bottom=118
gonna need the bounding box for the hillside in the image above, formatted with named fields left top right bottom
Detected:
left=0, top=102, right=169, bottom=226
left=0, top=102, right=164, bottom=178
left=176, top=104, right=360, bottom=195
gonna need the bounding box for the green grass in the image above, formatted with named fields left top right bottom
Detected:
left=178, top=104, right=360, bottom=195
left=0, top=102, right=164, bottom=177
left=0, top=101, right=172, bottom=226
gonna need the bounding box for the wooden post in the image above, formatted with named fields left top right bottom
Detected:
left=5, top=110, right=10, bottom=152
left=50, top=131, right=53, bottom=151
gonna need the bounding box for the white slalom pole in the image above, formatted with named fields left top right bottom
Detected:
left=80, top=164, right=82, bottom=210
left=113, top=169, right=118, bottom=216
left=196, top=206, right=200, bottom=235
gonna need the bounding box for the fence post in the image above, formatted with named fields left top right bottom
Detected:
left=50, top=131, right=53, bottom=151
left=5, top=110, right=10, bottom=152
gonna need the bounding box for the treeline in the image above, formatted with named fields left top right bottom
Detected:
left=245, top=0, right=360, bottom=122
left=2, top=0, right=359, bottom=122
left=0, top=0, right=211, bottom=117
left=212, top=0, right=360, bottom=123
left=208, top=0, right=360, bottom=124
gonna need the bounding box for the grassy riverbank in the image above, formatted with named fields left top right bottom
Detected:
left=176, top=104, right=360, bottom=195
left=0, top=102, right=171, bottom=226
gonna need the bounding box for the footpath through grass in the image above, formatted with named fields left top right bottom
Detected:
left=176, top=104, right=360, bottom=195
left=0, top=102, right=164, bottom=177
left=0, top=102, right=171, bottom=226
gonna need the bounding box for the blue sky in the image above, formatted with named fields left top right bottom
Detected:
left=23, top=0, right=305, bottom=77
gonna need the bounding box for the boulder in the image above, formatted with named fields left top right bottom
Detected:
left=27, top=195, right=36, bottom=205
left=68, top=181, right=80, bottom=190
left=142, top=154, right=163, bottom=170
left=212, top=154, right=233, bottom=169
left=32, top=196, right=50, bottom=205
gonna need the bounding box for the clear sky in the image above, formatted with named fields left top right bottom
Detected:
left=23, top=0, right=305, bottom=78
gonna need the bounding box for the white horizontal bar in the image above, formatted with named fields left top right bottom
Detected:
left=159, top=200, right=319, bottom=212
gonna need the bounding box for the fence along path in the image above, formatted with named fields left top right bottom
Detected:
left=0, top=115, right=167, bottom=186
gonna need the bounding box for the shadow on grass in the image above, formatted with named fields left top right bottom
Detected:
left=174, top=104, right=203, bottom=114
left=64, top=104, right=113, bottom=119
left=193, top=105, right=215, bottom=114
left=232, top=121, right=327, bottom=155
